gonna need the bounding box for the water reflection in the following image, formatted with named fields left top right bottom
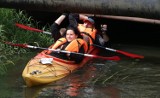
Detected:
left=24, top=65, right=121, bottom=98
left=0, top=44, right=160, bottom=98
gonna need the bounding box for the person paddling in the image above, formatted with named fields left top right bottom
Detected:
left=49, top=16, right=88, bottom=63
left=69, top=13, right=110, bottom=47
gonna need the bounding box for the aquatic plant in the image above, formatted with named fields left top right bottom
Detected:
left=0, top=55, right=15, bottom=75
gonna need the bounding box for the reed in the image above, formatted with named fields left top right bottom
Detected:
left=0, top=8, right=52, bottom=75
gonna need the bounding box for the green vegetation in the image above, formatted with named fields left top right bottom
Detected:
left=0, top=8, right=53, bottom=75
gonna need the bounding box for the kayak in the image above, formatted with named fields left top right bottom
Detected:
left=13, top=23, right=142, bottom=87
left=22, top=45, right=99, bottom=87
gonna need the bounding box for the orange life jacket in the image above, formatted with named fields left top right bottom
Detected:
left=47, top=37, right=88, bottom=54
left=78, top=24, right=97, bottom=45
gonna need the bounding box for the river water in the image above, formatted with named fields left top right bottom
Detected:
left=0, top=43, right=160, bottom=98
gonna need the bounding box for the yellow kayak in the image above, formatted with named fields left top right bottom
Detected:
left=22, top=45, right=99, bottom=87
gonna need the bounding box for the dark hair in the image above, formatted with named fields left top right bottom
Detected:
left=64, top=25, right=82, bottom=38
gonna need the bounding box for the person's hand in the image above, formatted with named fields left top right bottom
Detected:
left=56, top=48, right=61, bottom=53
left=66, top=53, right=71, bottom=56
left=62, top=11, right=70, bottom=17
left=101, top=24, right=107, bottom=32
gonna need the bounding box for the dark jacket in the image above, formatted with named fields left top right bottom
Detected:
left=51, top=23, right=62, bottom=42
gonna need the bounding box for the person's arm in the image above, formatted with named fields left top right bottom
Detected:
left=69, top=13, right=79, bottom=27
left=55, top=14, right=66, bottom=25
left=101, top=24, right=109, bottom=42
left=79, top=14, right=88, bottom=21
left=69, top=13, right=88, bottom=21
left=69, top=13, right=94, bottom=27
left=51, top=14, right=67, bottom=41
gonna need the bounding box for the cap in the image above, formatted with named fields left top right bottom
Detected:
left=88, top=17, right=95, bottom=24
left=83, top=17, right=95, bottom=24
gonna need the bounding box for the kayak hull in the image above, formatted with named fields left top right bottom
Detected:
left=22, top=46, right=99, bottom=87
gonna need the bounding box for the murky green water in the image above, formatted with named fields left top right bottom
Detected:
left=0, top=44, right=160, bottom=98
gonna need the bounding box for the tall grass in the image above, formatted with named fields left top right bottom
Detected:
left=0, top=8, right=53, bottom=75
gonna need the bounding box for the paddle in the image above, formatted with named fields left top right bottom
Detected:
left=4, top=41, right=120, bottom=61
left=92, top=44, right=144, bottom=59
left=15, top=23, right=51, bottom=35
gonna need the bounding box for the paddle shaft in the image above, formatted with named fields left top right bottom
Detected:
left=4, top=42, right=120, bottom=61
left=92, top=44, right=144, bottom=59
left=27, top=45, right=120, bottom=61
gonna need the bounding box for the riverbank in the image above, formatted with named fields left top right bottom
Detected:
left=0, top=8, right=52, bottom=75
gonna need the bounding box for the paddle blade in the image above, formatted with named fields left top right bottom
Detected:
left=92, top=44, right=144, bottom=59
left=93, top=55, right=121, bottom=61
left=15, top=23, right=42, bottom=32
left=4, top=41, right=27, bottom=48
left=117, top=50, right=144, bottom=59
